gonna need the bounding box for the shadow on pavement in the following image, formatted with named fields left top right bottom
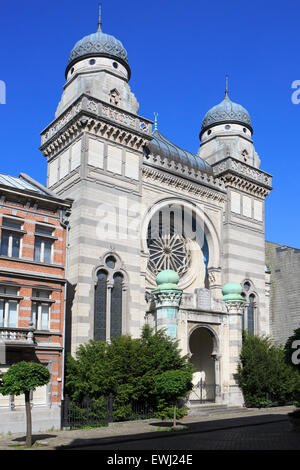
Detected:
left=55, top=413, right=300, bottom=451
left=12, top=434, right=57, bottom=444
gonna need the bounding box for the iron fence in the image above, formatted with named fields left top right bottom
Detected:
left=62, top=394, right=155, bottom=429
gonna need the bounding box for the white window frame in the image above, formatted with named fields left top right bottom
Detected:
left=0, top=298, right=19, bottom=328
left=32, top=301, right=50, bottom=331
left=34, top=237, right=53, bottom=263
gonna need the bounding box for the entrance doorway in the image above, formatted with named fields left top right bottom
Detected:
left=189, top=327, right=216, bottom=402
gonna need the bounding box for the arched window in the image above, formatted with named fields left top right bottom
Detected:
left=94, top=254, right=126, bottom=342
left=242, top=281, right=257, bottom=335
left=110, top=273, right=123, bottom=339
left=94, top=270, right=108, bottom=341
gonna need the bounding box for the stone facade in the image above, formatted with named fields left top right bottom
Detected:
left=0, top=173, right=71, bottom=433
left=39, top=20, right=273, bottom=408
left=265, top=241, right=300, bottom=346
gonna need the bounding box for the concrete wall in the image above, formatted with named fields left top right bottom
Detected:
left=266, top=241, right=300, bottom=346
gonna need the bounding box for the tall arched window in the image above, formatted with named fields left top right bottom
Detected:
left=94, top=270, right=108, bottom=341
left=110, top=273, right=123, bottom=339
left=242, top=281, right=257, bottom=335
left=93, top=254, right=126, bottom=342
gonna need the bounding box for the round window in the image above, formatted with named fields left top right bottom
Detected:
left=89, top=59, right=96, bottom=65
left=207, top=129, right=212, bottom=136
left=225, top=125, right=231, bottom=130
left=70, top=67, right=74, bottom=74
left=243, top=127, right=247, bottom=133
left=106, top=256, right=116, bottom=269
left=112, top=62, right=118, bottom=69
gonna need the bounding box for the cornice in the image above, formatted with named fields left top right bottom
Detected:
left=143, top=154, right=226, bottom=195
left=40, top=94, right=153, bottom=160
left=212, top=157, right=272, bottom=198
left=142, top=166, right=226, bottom=203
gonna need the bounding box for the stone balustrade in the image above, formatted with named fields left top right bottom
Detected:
left=0, top=327, right=34, bottom=344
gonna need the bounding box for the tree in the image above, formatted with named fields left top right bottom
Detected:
left=154, top=369, right=193, bottom=427
left=0, top=361, right=50, bottom=447
left=284, top=328, right=300, bottom=406
left=64, top=325, right=194, bottom=420
left=237, top=332, right=300, bottom=407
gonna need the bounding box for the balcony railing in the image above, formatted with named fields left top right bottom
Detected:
left=0, top=327, right=34, bottom=345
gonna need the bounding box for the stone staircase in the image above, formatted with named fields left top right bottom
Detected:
left=188, top=403, right=244, bottom=417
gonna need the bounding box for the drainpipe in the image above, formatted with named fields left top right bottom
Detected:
left=59, top=207, right=71, bottom=401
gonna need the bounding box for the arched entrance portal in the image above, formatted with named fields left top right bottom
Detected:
left=189, top=327, right=217, bottom=402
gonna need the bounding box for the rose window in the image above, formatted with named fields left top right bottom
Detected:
left=147, top=234, right=191, bottom=277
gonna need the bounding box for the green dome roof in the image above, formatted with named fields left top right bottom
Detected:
left=156, top=270, right=179, bottom=287
left=222, top=282, right=245, bottom=302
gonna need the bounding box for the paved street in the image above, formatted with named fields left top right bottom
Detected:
left=0, top=406, right=299, bottom=451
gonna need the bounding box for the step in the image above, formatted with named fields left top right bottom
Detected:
left=188, top=404, right=243, bottom=417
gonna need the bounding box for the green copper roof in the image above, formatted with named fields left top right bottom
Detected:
left=222, top=282, right=245, bottom=303
left=153, top=269, right=181, bottom=293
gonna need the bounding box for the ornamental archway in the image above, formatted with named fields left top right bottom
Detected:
left=188, top=326, right=218, bottom=402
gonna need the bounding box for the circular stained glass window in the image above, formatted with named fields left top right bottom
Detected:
left=147, top=234, right=191, bottom=277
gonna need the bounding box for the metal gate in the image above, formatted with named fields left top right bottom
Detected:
left=190, top=379, right=216, bottom=403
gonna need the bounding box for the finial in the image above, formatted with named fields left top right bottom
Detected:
left=97, top=3, right=102, bottom=32
left=225, top=74, right=229, bottom=97
left=154, top=112, right=158, bottom=131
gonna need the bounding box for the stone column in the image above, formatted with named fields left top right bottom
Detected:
left=222, top=282, right=246, bottom=406
left=151, top=270, right=182, bottom=339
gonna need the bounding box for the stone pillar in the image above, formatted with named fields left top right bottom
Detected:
left=222, top=282, right=246, bottom=406
left=151, top=270, right=182, bottom=339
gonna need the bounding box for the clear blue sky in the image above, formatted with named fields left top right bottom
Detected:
left=0, top=0, right=299, bottom=247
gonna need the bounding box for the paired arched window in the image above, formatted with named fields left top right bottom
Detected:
left=94, top=254, right=125, bottom=342
left=242, top=281, right=257, bottom=335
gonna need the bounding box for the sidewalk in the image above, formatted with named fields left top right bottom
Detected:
left=0, top=405, right=296, bottom=450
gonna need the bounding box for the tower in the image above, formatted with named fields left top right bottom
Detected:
left=40, top=14, right=153, bottom=354
left=199, top=81, right=273, bottom=336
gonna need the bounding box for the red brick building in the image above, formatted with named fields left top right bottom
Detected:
left=0, top=172, right=72, bottom=433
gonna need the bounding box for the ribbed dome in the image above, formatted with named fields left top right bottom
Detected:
left=200, top=93, right=252, bottom=138
left=66, top=30, right=130, bottom=78
left=146, top=129, right=213, bottom=175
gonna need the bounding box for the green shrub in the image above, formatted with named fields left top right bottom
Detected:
left=64, top=325, right=194, bottom=421
left=237, top=332, right=300, bottom=407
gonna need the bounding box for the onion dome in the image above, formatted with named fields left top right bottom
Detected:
left=65, top=9, right=130, bottom=78
left=200, top=85, right=252, bottom=138
left=153, top=269, right=182, bottom=293
left=145, top=129, right=213, bottom=175
left=222, top=282, right=245, bottom=302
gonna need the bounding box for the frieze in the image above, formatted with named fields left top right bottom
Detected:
left=142, top=166, right=226, bottom=203
left=41, top=115, right=151, bottom=159
left=213, top=157, right=272, bottom=189
left=41, top=94, right=152, bottom=147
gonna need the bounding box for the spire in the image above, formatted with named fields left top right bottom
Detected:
left=97, top=3, right=102, bottom=32
left=154, top=112, right=158, bottom=131
left=225, top=74, right=229, bottom=97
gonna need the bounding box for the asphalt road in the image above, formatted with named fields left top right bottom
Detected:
left=59, top=413, right=300, bottom=451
